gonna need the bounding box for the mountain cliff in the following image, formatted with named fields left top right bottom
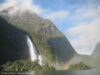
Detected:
left=92, top=43, right=100, bottom=55
left=0, top=9, right=76, bottom=69
left=0, top=17, right=30, bottom=64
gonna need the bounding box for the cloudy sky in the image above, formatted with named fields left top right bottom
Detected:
left=0, top=0, right=100, bottom=55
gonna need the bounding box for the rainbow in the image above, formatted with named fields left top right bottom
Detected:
left=59, top=61, right=71, bottom=70
left=58, top=61, right=72, bottom=70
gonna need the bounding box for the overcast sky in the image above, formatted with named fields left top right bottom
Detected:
left=0, top=0, right=100, bottom=55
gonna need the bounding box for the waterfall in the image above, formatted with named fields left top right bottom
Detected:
left=38, top=55, right=43, bottom=66
left=26, top=35, right=43, bottom=66
left=26, top=35, right=38, bottom=61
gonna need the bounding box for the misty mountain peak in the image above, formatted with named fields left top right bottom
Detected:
left=0, top=9, right=59, bottom=36
left=0, top=5, right=35, bottom=16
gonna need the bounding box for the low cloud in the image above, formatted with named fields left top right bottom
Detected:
left=0, top=0, right=45, bottom=15
left=44, top=10, right=69, bottom=24
left=67, top=6, right=100, bottom=55
left=0, top=0, right=69, bottom=22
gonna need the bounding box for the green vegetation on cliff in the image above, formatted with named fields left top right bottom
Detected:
left=1, top=60, right=55, bottom=71
left=7, top=12, right=60, bottom=64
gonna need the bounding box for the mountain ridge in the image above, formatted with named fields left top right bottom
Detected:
left=0, top=9, right=76, bottom=68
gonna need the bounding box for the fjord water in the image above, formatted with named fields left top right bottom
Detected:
left=31, top=70, right=100, bottom=75
left=1, top=70, right=100, bottom=75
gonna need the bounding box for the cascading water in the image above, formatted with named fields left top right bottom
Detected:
left=26, top=35, right=43, bottom=65
left=26, top=35, right=38, bottom=61
left=38, top=55, right=43, bottom=66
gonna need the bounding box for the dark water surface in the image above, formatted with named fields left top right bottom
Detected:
left=0, top=70, right=100, bottom=75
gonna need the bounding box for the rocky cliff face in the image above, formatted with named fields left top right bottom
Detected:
left=0, top=9, right=76, bottom=68
left=0, top=17, right=30, bottom=64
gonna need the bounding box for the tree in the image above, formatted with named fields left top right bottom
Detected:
left=68, top=62, right=91, bottom=70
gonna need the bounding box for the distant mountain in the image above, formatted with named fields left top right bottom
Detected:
left=70, top=42, right=100, bottom=69
left=71, top=54, right=100, bottom=69
left=92, top=43, right=100, bottom=55
left=0, top=9, right=76, bottom=68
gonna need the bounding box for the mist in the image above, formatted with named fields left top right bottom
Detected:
left=0, top=0, right=44, bottom=15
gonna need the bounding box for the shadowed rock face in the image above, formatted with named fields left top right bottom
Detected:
left=48, top=37, right=75, bottom=63
left=0, top=17, right=30, bottom=65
